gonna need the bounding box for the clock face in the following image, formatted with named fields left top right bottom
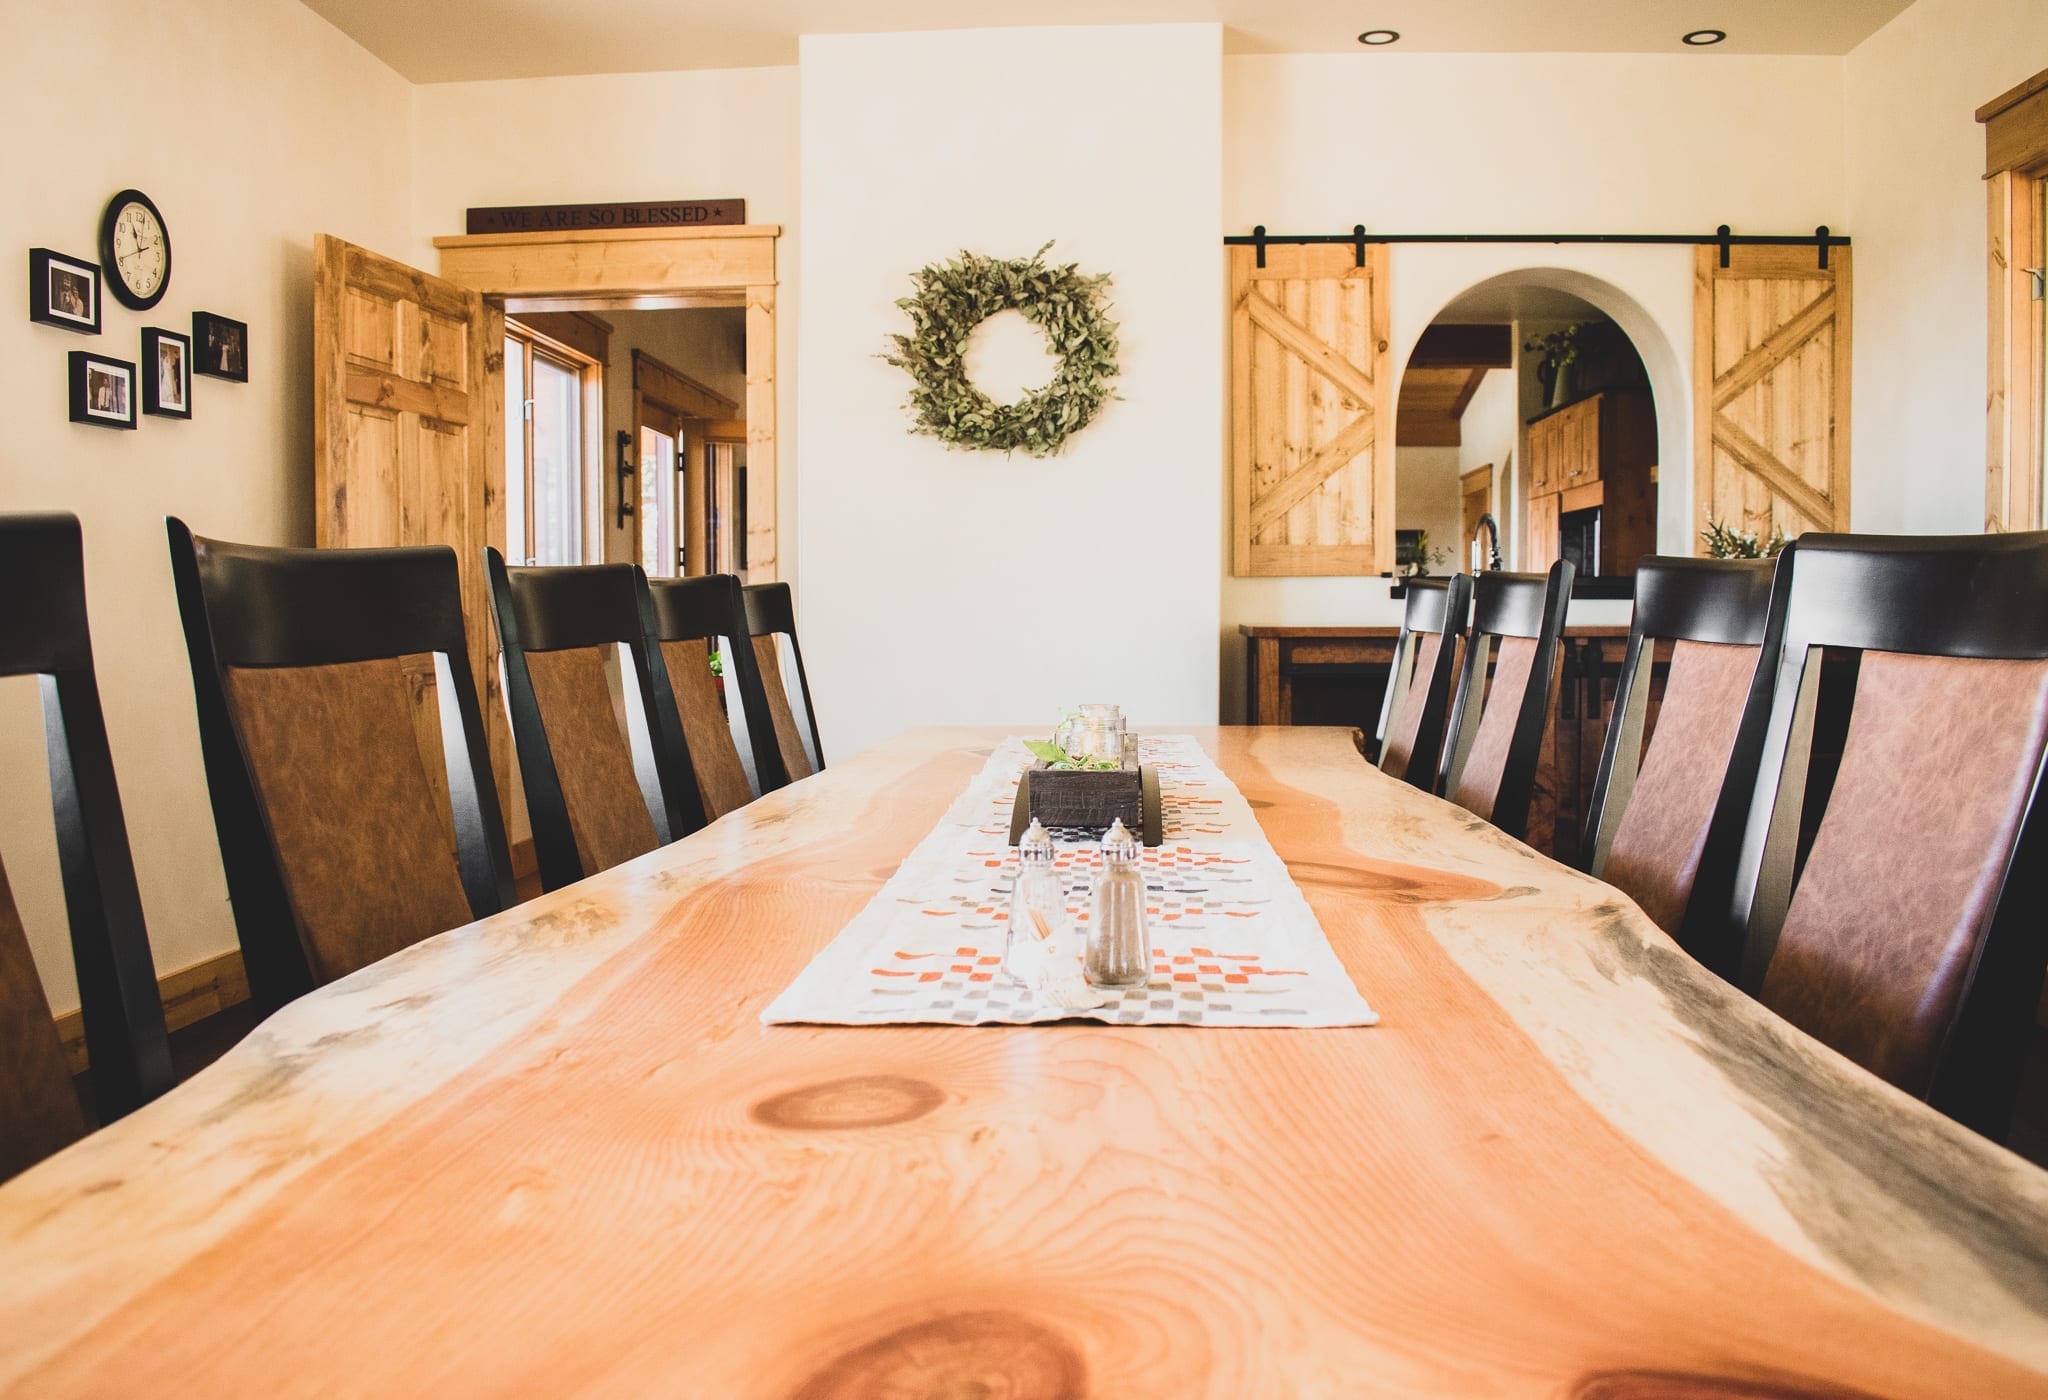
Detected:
left=100, top=189, right=170, bottom=310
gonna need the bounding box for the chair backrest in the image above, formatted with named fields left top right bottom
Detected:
left=643, top=573, right=789, bottom=816
left=1706, top=531, right=2048, bottom=1138
left=1583, top=555, right=1785, bottom=954
left=0, top=512, right=172, bottom=1172
left=1440, top=560, right=1574, bottom=840
left=0, top=511, right=173, bottom=1170
left=485, top=552, right=704, bottom=892
left=169, top=519, right=515, bottom=1011
left=1377, top=574, right=1472, bottom=791
left=742, top=582, right=823, bottom=778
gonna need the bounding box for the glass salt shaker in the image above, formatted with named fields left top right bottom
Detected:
left=1008, top=819, right=1103, bottom=1008
left=1006, top=819, right=1063, bottom=986
left=1085, top=818, right=1151, bottom=988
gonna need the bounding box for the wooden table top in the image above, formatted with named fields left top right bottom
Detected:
left=3, top=727, right=2046, bottom=1396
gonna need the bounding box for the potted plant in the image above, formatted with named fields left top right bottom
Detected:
left=1525, top=323, right=1589, bottom=408
left=1700, top=517, right=1789, bottom=559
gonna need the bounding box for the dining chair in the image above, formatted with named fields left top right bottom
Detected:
left=643, top=573, right=789, bottom=816
left=1704, top=531, right=2048, bottom=1140
left=485, top=552, right=705, bottom=892
left=742, top=582, right=824, bottom=779
left=1439, top=560, right=1574, bottom=841
left=168, top=519, right=516, bottom=1012
left=0, top=513, right=173, bottom=1179
left=1582, top=555, right=1786, bottom=954
left=1375, top=574, right=1472, bottom=791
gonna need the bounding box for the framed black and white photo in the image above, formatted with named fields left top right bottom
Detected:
left=69, top=351, right=136, bottom=429
left=143, top=327, right=192, bottom=419
left=29, top=249, right=102, bottom=334
left=192, top=311, right=248, bottom=382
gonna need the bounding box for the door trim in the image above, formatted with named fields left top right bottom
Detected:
left=433, top=225, right=781, bottom=581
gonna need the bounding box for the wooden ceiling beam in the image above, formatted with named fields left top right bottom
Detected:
left=1407, top=324, right=1512, bottom=370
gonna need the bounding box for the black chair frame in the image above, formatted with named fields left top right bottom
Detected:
left=742, top=582, right=825, bottom=772
left=169, top=519, right=516, bottom=1010
left=1582, top=554, right=1786, bottom=890
left=1705, top=531, right=2048, bottom=1138
left=1438, top=560, right=1574, bottom=841
left=0, top=514, right=172, bottom=1120
left=1374, top=574, right=1471, bottom=792
left=485, top=551, right=706, bottom=892
left=642, top=573, right=790, bottom=796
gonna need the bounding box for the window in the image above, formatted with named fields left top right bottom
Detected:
left=640, top=416, right=679, bottom=576
left=505, top=321, right=602, bottom=565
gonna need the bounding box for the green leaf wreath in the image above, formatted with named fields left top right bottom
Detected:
left=881, top=242, right=1120, bottom=458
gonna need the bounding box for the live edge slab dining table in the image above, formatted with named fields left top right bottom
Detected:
left=3, top=728, right=2046, bottom=1397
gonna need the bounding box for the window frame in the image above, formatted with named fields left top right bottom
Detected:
left=504, top=318, right=605, bottom=565
left=1981, top=68, right=2048, bottom=533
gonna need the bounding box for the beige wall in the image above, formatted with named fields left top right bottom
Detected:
left=1843, top=0, right=2048, bottom=533
left=0, top=0, right=415, bottom=1014
left=797, top=25, right=1224, bottom=755
left=1394, top=446, right=1464, bottom=574
left=410, top=69, right=800, bottom=585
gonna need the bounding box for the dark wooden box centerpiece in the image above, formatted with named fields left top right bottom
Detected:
left=1008, top=742, right=1163, bottom=846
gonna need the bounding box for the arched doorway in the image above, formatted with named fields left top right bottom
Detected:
left=1391, top=267, right=1684, bottom=589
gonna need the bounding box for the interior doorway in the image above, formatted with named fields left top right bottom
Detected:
left=1393, top=275, right=1658, bottom=590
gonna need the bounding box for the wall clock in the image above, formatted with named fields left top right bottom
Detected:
left=99, top=188, right=170, bottom=311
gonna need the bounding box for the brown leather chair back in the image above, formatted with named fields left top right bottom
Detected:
left=1440, top=561, right=1574, bottom=839
left=1708, top=531, right=2048, bottom=1139
left=170, top=520, right=515, bottom=1011
left=486, top=552, right=703, bottom=892
left=644, top=573, right=787, bottom=818
left=742, top=582, right=823, bottom=779
left=1377, top=575, right=1471, bottom=791
left=0, top=513, right=172, bottom=1162
left=0, top=856, right=86, bottom=1181
left=1586, top=556, right=1782, bottom=950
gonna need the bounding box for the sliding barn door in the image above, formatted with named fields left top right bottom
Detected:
left=1693, top=245, right=1852, bottom=545
left=312, top=235, right=510, bottom=819
left=1231, top=245, right=1395, bottom=576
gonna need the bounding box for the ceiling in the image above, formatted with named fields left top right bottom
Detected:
left=300, top=0, right=1917, bottom=83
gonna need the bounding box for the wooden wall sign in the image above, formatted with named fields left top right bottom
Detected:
left=464, top=200, right=745, bottom=235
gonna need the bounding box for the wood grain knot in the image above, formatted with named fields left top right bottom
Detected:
left=1285, top=859, right=1498, bottom=904
left=793, top=1311, right=1086, bottom=1400
left=751, top=1075, right=944, bottom=1131
left=1573, top=1372, right=1877, bottom=1400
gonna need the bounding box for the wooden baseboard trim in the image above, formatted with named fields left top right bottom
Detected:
left=54, top=947, right=250, bottom=1077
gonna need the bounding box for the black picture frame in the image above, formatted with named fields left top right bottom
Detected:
left=142, top=328, right=193, bottom=420
left=69, top=351, right=137, bottom=430
left=29, top=249, right=102, bottom=334
left=192, top=312, right=248, bottom=382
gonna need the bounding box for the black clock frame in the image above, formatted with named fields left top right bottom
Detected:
left=99, top=188, right=170, bottom=312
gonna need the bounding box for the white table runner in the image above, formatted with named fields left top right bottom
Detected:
left=763, top=735, right=1378, bottom=1028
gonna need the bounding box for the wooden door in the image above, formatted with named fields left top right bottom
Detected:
left=1230, top=245, right=1395, bottom=576
left=1693, top=245, right=1851, bottom=545
left=312, top=235, right=508, bottom=814
left=1460, top=465, right=1493, bottom=571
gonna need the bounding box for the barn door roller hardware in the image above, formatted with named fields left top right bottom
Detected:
left=1229, top=225, right=1849, bottom=270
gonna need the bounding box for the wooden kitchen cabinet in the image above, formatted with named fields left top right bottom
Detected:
left=1522, top=390, right=1656, bottom=577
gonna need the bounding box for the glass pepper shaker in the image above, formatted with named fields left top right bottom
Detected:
left=1085, top=818, right=1151, bottom=988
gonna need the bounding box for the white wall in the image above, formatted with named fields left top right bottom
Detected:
left=1216, top=51, right=1848, bottom=718
left=1844, top=0, right=2048, bottom=533
left=1394, top=446, right=1463, bottom=570
left=1457, top=368, right=1517, bottom=566
left=411, top=68, right=801, bottom=580
left=797, top=25, right=1224, bottom=753
left=0, top=0, right=416, bottom=1012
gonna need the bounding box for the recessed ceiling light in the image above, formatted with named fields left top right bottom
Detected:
left=1357, top=29, right=1400, bottom=45
left=1682, top=29, right=1727, bottom=45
